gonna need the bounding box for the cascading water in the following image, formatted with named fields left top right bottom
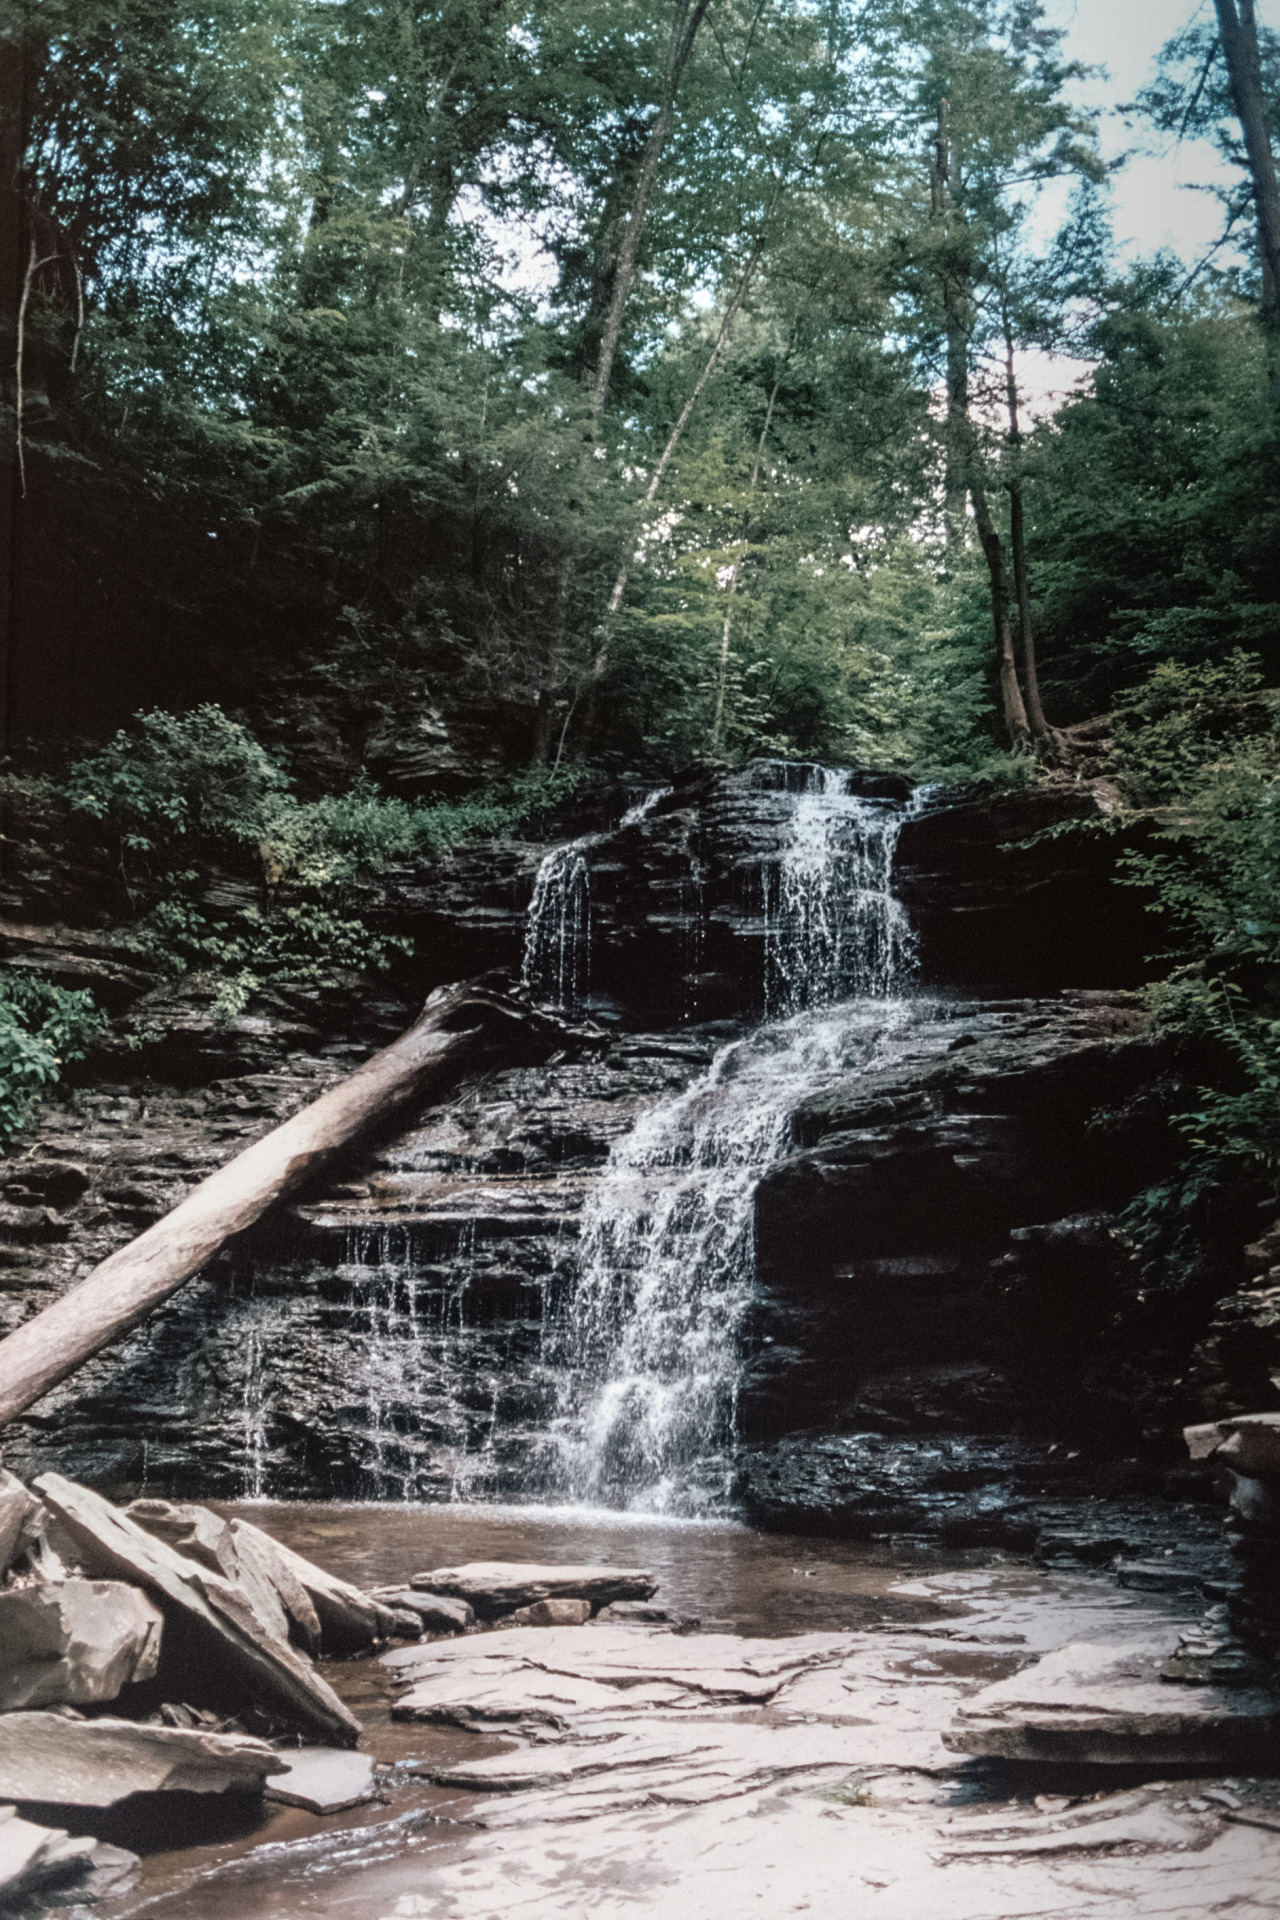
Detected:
left=522, top=841, right=592, bottom=1010
left=227, top=769, right=926, bottom=1509
left=544, top=767, right=922, bottom=1514
left=521, top=788, right=670, bottom=1011
left=762, top=769, right=914, bottom=1014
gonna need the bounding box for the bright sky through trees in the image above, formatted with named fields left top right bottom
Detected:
left=1050, top=0, right=1279, bottom=259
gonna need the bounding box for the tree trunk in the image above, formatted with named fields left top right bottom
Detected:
left=931, top=101, right=970, bottom=558
left=585, top=235, right=768, bottom=701
left=588, top=0, right=712, bottom=418
left=0, top=17, right=35, bottom=764
left=528, top=0, right=712, bottom=764
left=0, top=978, right=583, bottom=1428
left=967, top=459, right=1032, bottom=752
left=1216, top=0, right=1280, bottom=401
left=1002, top=332, right=1057, bottom=755
left=710, top=367, right=782, bottom=751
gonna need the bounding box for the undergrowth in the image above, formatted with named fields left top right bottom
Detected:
left=64, top=705, right=589, bottom=1022
left=0, top=975, right=106, bottom=1149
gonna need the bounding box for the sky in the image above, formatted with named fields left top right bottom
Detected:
left=1047, top=0, right=1278, bottom=261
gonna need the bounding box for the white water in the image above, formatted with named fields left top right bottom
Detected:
left=763, top=769, right=914, bottom=1014
left=521, top=840, right=592, bottom=1009
left=545, top=767, right=923, bottom=1515
left=521, top=787, right=670, bottom=1010
left=251, top=768, right=926, bottom=1509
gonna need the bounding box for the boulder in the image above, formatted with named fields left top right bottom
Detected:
left=34, top=1475, right=360, bottom=1745
left=0, top=1809, right=98, bottom=1906
left=371, top=1589, right=474, bottom=1634
left=1115, top=1560, right=1208, bottom=1595
left=0, top=1713, right=287, bottom=1806
left=263, top=1746, right=377, bottom=1814
left=595, top=1601, right=673, bottom=1625
left=503, top=1598, right=591, bottom=1628
left=0, top=1579, right=163, bottom=1711
left=0, top=1469, right=42, bottom=1573
left=227, top=1516, right=405, bottom=1650
left=127, top=1500, right=324, bottom=1653
left=410, top=1563, right=656, bottom=1621
left=1216, top=1416, right=1280, bottom=1481
left=946, top=1634, right=1280, bottom=1764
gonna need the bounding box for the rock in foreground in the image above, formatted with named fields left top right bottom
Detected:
left=0, top=1579, right=163, bottom=1711
left=35, top=1473, right=360, bottom=1745
left=0, top=1713, right=286, bottom=1806
left=262, top=1747, right=377, bottom=1814
left=411, top=1562, right=656, bottom=1619
left=372, top=1589, right=474, bottom=1633
left=946, top=1633, right=1280, bottom=1764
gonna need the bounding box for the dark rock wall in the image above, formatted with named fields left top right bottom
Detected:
left=0, top=763, right=1232, bottom=1524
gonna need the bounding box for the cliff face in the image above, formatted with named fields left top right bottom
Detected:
left=0, top=764, right=1230, bottom=1538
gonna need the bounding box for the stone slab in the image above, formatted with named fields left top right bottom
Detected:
left=502, top=1598, right=591, bottom=1627
left=263, top=1747, right=377, bottom=1813
left=411, top=1563, right=656, bottom=1619
left=0, top=1579, right=163, bottom=1711
left=35, top=1474, right=360, bottom=1745
left=0, top=1470, right=42, bottom=1574
left=946, top=1634, right=1280, bottom=1764
left=0, top=1713, right=287, bottom=1807
left=372, top=1590, right=474, bottom=1633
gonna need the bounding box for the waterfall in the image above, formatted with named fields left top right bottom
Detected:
left=522, top=841, right=592, bottom=1010
left=762, top=770, right=914, bottom=1014
left=545, top=769, right=919, bottom=1515
left=520, top=788, right=670, bottom=1010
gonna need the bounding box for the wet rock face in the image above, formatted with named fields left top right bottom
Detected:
left=746, top=997, right=1179, bottom=1441
left=2, top=1037, right=712, bottom=1498
left=0, top=765, right=1220, bottom=1522
left=375, top=768, right=1163, bottom=1017
left=893, top=784, right=1159, bottom=991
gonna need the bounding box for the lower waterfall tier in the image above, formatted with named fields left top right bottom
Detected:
left=2, top=992, right=1232, bottom=1549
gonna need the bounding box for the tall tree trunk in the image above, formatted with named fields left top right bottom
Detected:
left=583, top=235, right=766, bottom=696
left=931, top=101, right=969, bottom=558
left=710, top=366, right=782, bottom=752
left=0, top=980, right=583, bottom=1428
left=529, top=0, right=713, bottom=762
left=588, top=0, right=713, bottom=418
left=967, top=452, right=1032, bottom=752
left=1002, top=330, right=1057, bottom=754
left=1215, top=0, right=1280, bottom=402
left=931, top=102, right=1031, bottom=750
left=0, top=19, right=36, bottom=769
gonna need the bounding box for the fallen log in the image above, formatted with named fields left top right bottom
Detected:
left=0, top=977, right=587, bottom=1426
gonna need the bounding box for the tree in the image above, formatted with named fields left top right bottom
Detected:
left=1215, top=0, right=1280, bottom=398
left=1141, top=7, right=1280, bottom=401
left=873, top=0, right=1101, bottom=752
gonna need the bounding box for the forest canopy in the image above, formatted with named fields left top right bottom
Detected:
left=5, top=0, right=1278, bottom=782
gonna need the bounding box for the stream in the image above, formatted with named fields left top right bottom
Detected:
left=93, top=1504, right=1206, bottom=1920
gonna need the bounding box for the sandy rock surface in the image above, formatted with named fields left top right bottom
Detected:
left=0, top=1578, right=163, bottom=1711
left=0, top=1713, right=286, bottom=1806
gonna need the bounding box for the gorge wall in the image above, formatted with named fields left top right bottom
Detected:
left=0, top=765, right=1249, bottom=1564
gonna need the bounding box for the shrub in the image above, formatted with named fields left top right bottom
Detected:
left=0, top=974, right=106, bottom=1148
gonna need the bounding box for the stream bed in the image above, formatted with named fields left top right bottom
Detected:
left=79, top=1501, right=1243, bottom=1920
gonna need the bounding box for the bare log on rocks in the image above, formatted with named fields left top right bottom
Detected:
left=0, top=978, right=584, bottom=1426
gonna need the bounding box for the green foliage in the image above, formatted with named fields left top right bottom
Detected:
left=0, top=975, right=106, bottom=1150
left=1105, top=652, right=1274, bottom=806
left=1107, top=661, right=1280, bottom=1300
left=1026, top=299, right=1280, bottom=719
left=64, top=707, right=591, bottom=1017
left=66, top=706, right=290, bottom=855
